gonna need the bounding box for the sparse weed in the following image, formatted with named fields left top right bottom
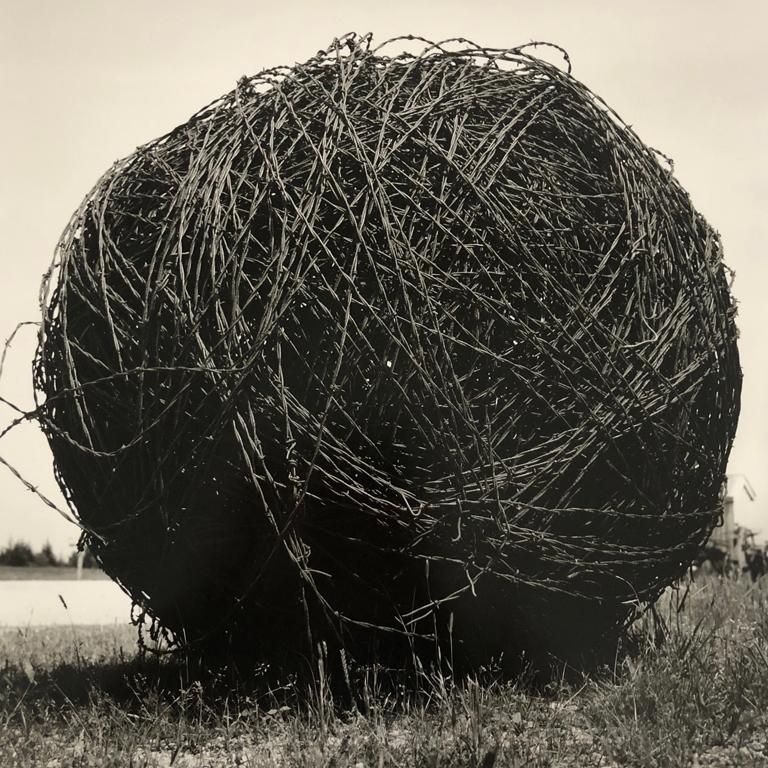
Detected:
left=1, top=575, right=767, bottom=766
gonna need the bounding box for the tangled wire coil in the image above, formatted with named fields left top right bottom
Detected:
left=34, top=34, right=741, bottom=670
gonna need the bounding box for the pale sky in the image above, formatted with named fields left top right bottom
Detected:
left=1, top=0, right=765, bottom=557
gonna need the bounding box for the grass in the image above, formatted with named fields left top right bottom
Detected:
left=0, top=566, right=109, bottom=581
left=1, top=575, right=767, bottom=767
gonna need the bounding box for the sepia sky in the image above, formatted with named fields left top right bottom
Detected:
left=0, top=0, right=765, bottom=556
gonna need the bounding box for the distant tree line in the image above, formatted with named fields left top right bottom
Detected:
left=0, top=540, right=98, bottom=568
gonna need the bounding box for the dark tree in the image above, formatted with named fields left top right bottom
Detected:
left=0, top=541, right=36, bottom=566
left=35, top=541, right=61, bottom=566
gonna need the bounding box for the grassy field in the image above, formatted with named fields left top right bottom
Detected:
left=1, top=575, right=767, bottom=767
left=0, top=566, right=109, bottom=581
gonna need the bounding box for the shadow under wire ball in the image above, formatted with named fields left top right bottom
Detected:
left=36, top=36, right=740, bottom=671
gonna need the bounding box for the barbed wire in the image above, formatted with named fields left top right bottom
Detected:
left=30, top=34, right=740, bottom=671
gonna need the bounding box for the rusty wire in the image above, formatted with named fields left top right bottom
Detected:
left=32, top=34, right=741, bottom=670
